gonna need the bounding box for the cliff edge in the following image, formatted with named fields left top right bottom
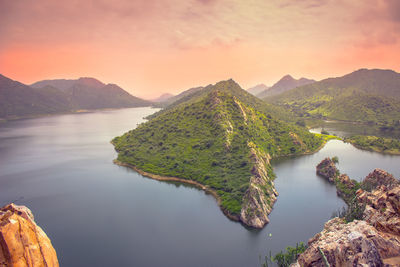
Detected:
left=0, top=203, right=59, bottom=267
left=292, top=162, right=400, bottom=266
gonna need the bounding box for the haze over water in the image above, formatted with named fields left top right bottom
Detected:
left=0, top=108, right=399, bottom=266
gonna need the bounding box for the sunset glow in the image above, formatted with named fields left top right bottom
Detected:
left=1, top=0, right=400, bottom=98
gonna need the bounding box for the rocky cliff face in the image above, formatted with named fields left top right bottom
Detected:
left=316, top=158, right=338, bottom=183
left=293, top=168, right=400, bottom=266
left=0, top=203, right=59, bottom=267
left=240, top=144, right=278, bottom=228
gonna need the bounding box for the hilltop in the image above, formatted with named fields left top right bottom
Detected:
left=265, top=69, right=400, bottom=125
left=112, top=79, right=323, bottom=228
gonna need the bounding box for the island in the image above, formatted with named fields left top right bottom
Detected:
left=112, top=79, right=324, bottom=228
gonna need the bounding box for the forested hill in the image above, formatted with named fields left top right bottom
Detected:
left=112, top=79, right=323, bottom=228
left=265, top=69, right=400, bottom=124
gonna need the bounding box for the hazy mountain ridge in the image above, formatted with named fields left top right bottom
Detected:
left=153, top=86, right=204, bottom=108
left=0, top=74, right=72, bottom=118
left=265, top=69, right=400, bottom=124
left=151, top=93, right=175, bottom=103
left=112, top=79, right=323, bottom=228
left=257, top=75, right=315, bottom=98
left=247, top=84, right=269, bottom=96
left=0, top=74, right=151, bottom=119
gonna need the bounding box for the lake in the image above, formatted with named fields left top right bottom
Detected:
left=0, top=108, right=399, bottom=267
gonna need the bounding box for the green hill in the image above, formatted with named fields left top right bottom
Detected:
left=112, top=80, right=323, bottom=228
left=149, top=79, right=296, bottom=123
left=265, top=69, right=400, bottom=125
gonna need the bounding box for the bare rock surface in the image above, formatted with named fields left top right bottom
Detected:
left=294, top=167, right=400, bottom=266
left=316, top=158, right=338, bottom=183
left=296, top=218, right=400, bottom=267
left=0, top=203, right=59, bottom=267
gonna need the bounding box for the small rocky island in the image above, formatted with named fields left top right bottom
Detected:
left=112, top=80, right=324, bottom=228
left=0, top=203, right=59, bottom=267
left=292, top=158, right=400, bottom=266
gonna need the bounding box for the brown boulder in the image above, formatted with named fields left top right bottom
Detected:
left=0, top=203, right=59, bottom=267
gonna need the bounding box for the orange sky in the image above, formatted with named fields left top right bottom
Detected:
left=1, top=0, right=400, bottom=99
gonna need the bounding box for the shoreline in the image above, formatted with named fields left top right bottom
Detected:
left=112, top=159, right=241, bottom=223
left=346, top=142, right=400, bottom=156
left=0, top=106, right=155, bottom=123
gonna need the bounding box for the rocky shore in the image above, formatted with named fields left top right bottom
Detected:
left=291, top=159, right=400, bottom=266
left=0, top=203, right=59, bottom=267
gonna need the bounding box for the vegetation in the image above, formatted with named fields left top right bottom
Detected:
left=346, top=135, right=400, bottom=155
left=331, top=196, right=365, bottom=223
left=264, top=69, right=400, bottom=126
left=262, top=243, right=307, bottom=267
left=113, top=80, right=324, bottom=217
left=318, top=157, right=365, bottom=222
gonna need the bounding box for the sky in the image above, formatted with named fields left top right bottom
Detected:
left=0, top=0, right=399, bottom=99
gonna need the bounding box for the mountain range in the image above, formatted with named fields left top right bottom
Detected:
left=0, top=75, right=151, bottom=119
left=257, top=75, right=315, bottom=98
left=265, top=69, right=400, bottom=124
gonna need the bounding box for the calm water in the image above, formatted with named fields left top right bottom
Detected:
left=311, top=121, right=400, bottom=139
left=0, top=108, right=399, bottom=267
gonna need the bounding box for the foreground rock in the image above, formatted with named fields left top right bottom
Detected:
left=0, top=203, right=59, bottom=267
left=293, top=167, right=400, bottom=266
left=295, top=218, right=400, bottom=267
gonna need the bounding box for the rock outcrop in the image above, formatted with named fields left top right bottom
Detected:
left=293, top=168, right=400, bottom=266
left=295, top=218, right=400, bottom=267
left=316, top=158, right=338, bottom=183
left=240, top=144, right=278, bottom=228
left=362, top=168, right=400, bottom=191
left=0, top=203, right=59, bottom=267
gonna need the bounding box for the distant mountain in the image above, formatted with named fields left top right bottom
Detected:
left=113, top=79, right=323, bottom=228
left=247, top=84, right=269, bottom=96
left=31, top=77, right=104, bottom=92
left=265, top=69, right=400, bottom=124
left=154, top=86, right=204, bottom=108
left=151, top=93, right=175, bottom=103
left=32, top=77, right=151, bottom=110
left=257, top=75, right=315, bottom=98
left=0, top=74, right=72, bottom=118
left=0, top=75, right=151, bottom=119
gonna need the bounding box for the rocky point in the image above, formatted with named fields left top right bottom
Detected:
left=0, top=203, right=59, bottom=267
left=293, top=163, right=400, bottom=266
